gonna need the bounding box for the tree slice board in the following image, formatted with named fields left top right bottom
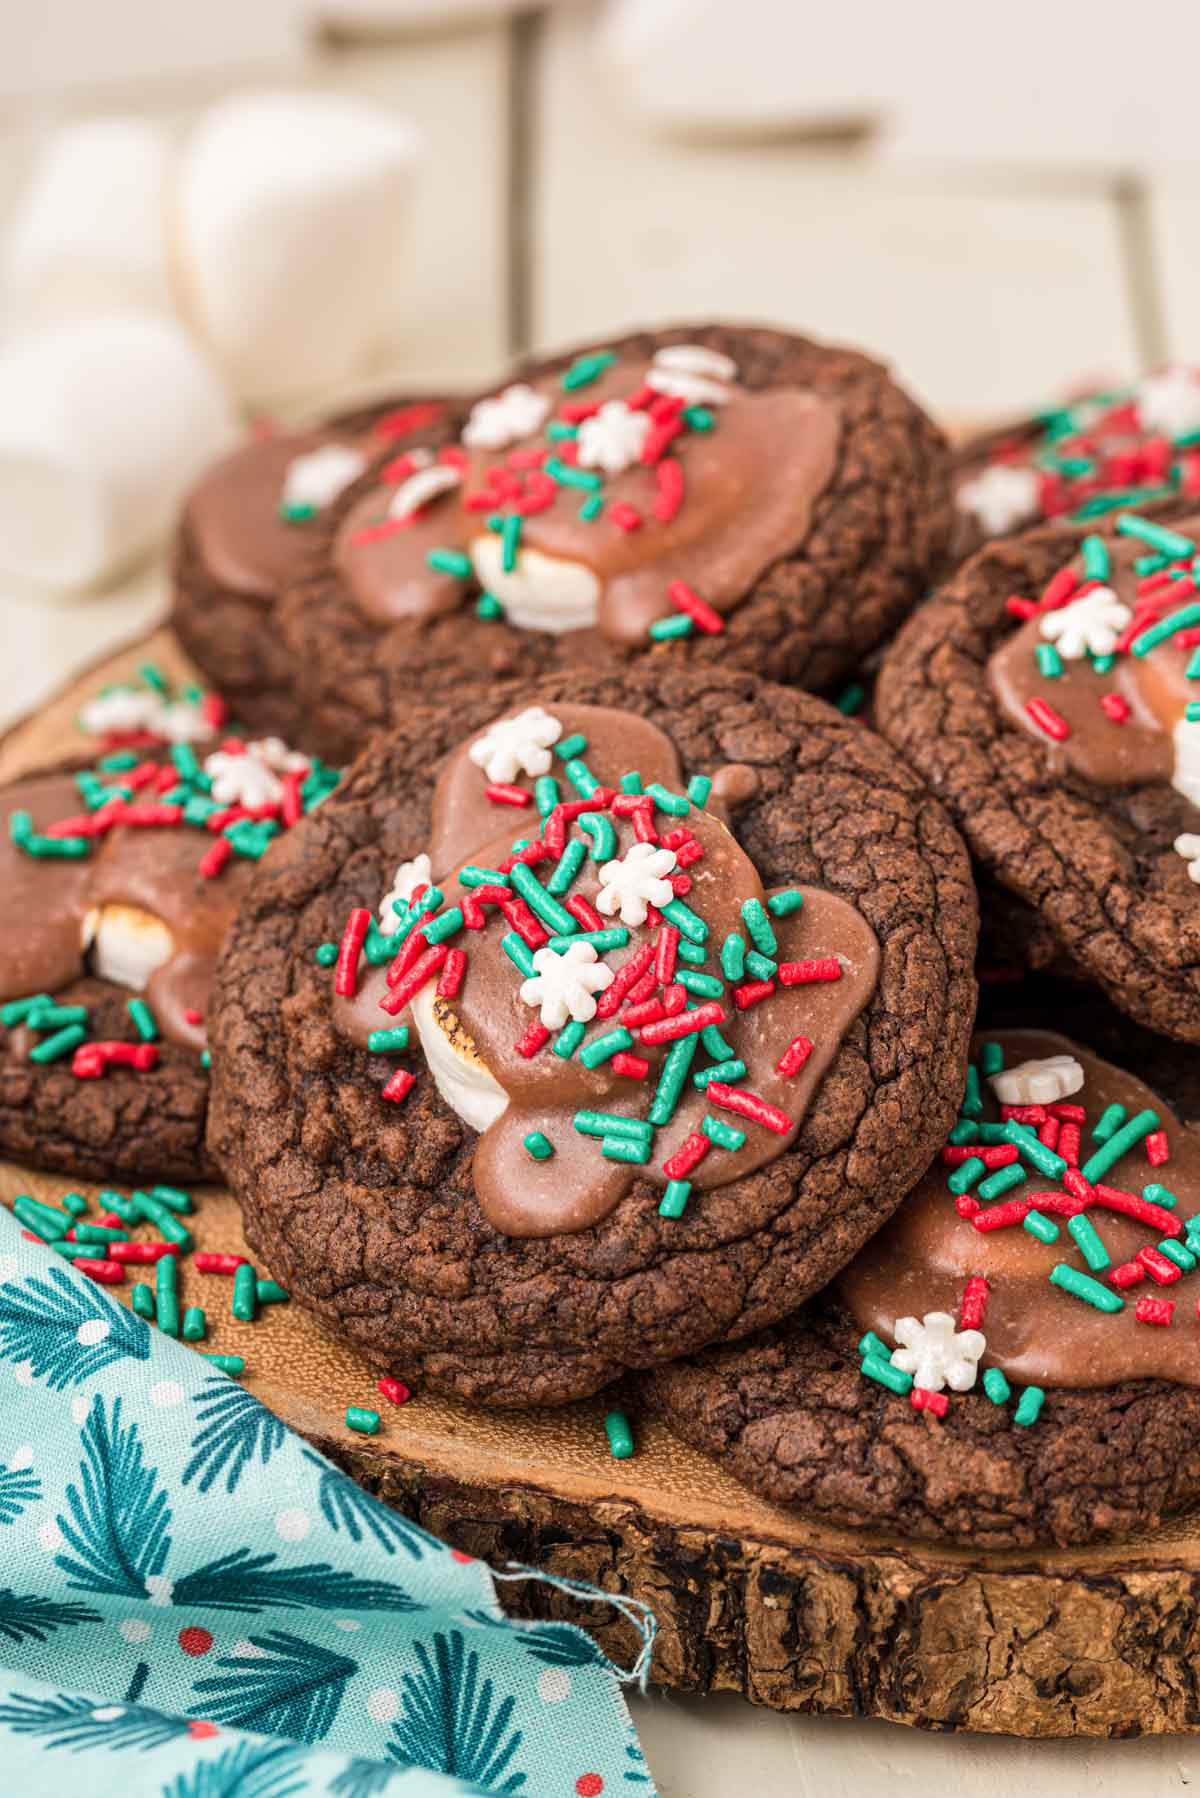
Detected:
left=5, top=627, right=1200, bottom=1740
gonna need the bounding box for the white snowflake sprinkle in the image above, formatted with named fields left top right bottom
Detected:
left=79, top=688, right=162, bottom=737
left=462, top=383, right=550, bottom=450
left=204, top=743, right=289, bottom=808
left=388, top=460, right=459, bottom=521
left=989, top=1054, right=1084, bottom=1107
left=1138, top=366, right=1200, bottom=440
left=520, top=940, right=615, bottom=1030
left=467, top=707, right=562, bottom=784
left=249, top=737, right=308, bottom=774
left=281, top=443, right=366, bottom=513
left=152, top=699, right=214, bottom=745
left=576, top=401, right=651, bottom=475
left=379, top=852, right=432, bottom=924
left=1039, top=587, right=1131, bottom=660
left=1174, top=832, right=1200, bottom=883
left=890, top=1312, right=986, bottom=1394
left=956, top=463, right=1041, bottom=536
left=596, top=841, right=678, bottom=927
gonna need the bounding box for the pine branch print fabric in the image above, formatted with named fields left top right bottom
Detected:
left=0, top=1214, right=657, bottom=1797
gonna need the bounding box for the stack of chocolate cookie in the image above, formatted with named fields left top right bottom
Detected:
left=11, top=326, right=1200, bottom=1560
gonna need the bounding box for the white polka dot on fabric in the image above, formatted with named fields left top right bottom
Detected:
left=13, top=1362, right=34, bottom=1388
left=9, top=1444, right=34, bottom=1471
left=117, top=1619, right=152, bottom=1644
left=149, top=1381, right=184, bottom=1409
left=538, top=1667, right=572, bottom=1704
left=333, top=1618, right=362, bottom=1632
left=0, top=1255, right=18, bottom=1284
left=71, top=1397, right=90, bottom=1426
left=366, top=1688, right=399, bottom=1724
left=76, top=1319, right=110, bottom=1348
left=37, top=1521, right=63, bottom=1552
left=274, top=1508, right=310, bottom=1543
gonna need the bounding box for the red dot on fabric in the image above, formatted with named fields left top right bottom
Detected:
left=178, top=1626, right=214, bottom=1656
left=450, top=1549, right=474, bottom=1564
left=187, top=1719, right=220, bottom=1739
left=576, top=1777, right=604, bottom=1797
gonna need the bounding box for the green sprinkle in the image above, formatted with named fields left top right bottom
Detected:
left=1068, top=1213, right=1110, bottom=1272
left=130, top=1194, right=192, bottom=1250
left=1144, top=1182, right=1178, bottom=1210
left=255, top=1280, right=289, bottom=1306
left=1090, top=652, right=1115, bottom=674
left=649, top=614, right=693, bottom=641
left=573, top=1111, right=652, bottom=1142
left=982, top=1367, right=1011, bottom=1405
left=974, top=1123, right=1011, bottom=1144
left=979, top=1041, right=1004, bottom=1076
left=1080, top=533, right=1111, bottom=581
left=200, top=1051, right=211, bottom=1070
left=861, top=1354, right=911, bottom=1395
left=170, top=741, right=202, bottom=785
left=546, top=838, right=586, bottom=896
left=26, top=1003, right=88, bottom=1030
left=619, top=772, right=643, bottom=795
left=555, top=732, right=588, bottom=761
left=346, top=1406, right=380, bottom=1436
left=579, top=494, right=605, bottom=522
left=127, top=997, right=158, bottom=1043
left=648, top=1032, right=699, bottom=1126
left=720, top=933, right=746, bottom=982
left=131, top=1283, right=155, bottom=1319
left=977, top=1163, right=1026, bottom=1202
left=501, top=512, right=522, bottom=572
left=703, top=1114, right=745, bottom=1151
left=1116, top=513, right=1196, bottom=559
left=580, top=1028, right=633, bottom=1069
left=232, top=1262, right=258, bottom=1323
left=687, top=775, right=712, bottom=807
left=604, top=1408, right=635, bottom=1459
left=857, top=1331, right=891, bottom=1361
left=682, top=405, right=713, bottom=431
left=1157, top=1239, right=1196, bottom=1272
left=368, top=1026, right=410, bottom=1054
left=1023, top=1209, right=1059, bottom=1244
left=182, top=1307, right=207, bottom=1343
left=553, top=1020, right=587, bottom=1059
left=426, top=548, right=473, bottom=578
left=1, top=993, right=53, bottom=1027
left=149, top=1184, right=193, bottom=1215
left=422, top=905, right=465, bottom=946
left=534, top=776, right=560, bottom=819
left=1131, top=601, right=1200, bottom=657
left=1092, top=1102, right=1126, bottom=1143
left=743, top=951, right=776, bottom=981
left=646, top=782, right=689, bottom=818
left=501, top=932, right=537, bottom=978
left=601, top=1134, right=651, bottom=1164
left=60, top=1191, right=89, bottom=1218
left=739, top=897, right=777, bottom=955
left=547, top=927, right=627, bottom=954
left=73, top=1222, right=127, bottom=1244
left=660, top=897, right=707, bottom=944
left=1080, top=1109, right=1159, bottom=1184
left=1036, top=643, right=1064, bottom=678
left=675, top=940, right=705, bottom=966
left=546, top=420, right=577, bottom=440
left=700, top=1023, right=734, bottom=1061
left=156, top=1252, right=180, bottom=1339
left=524, top=1130, right=554, bottom=1161
left=138, top=662, right=169, bottom=694
left=577, top=812, right=617, bottom=861
left=549, top=458, right=604, bottom=490
left=563, top=758, right=600, bottom=800
left=13, top=1196, right=69, bottom=1241
left=1134, top=552, right=1171, bottom=575
left=315, top=942, right=338, bottom=967
left=766, top=889, right=803, bottom=919
left=659, top=1180, right=692, bottom=1219
left=203, top=1354, right=245, bottom=1376
left=562, top=349, right=616, bottom=390
left=476, top=592, right=504, bottom=620
left=693, top=1058, right=746, bottom=1090
left=948, top=1157, right=985, bottom=1195
left=677, top=969, right=723, bottom=999
left=97, top=748, right=139, bottom=772
left=183, top=795, right=218, bottom=826
left=1188, top=648, right=1200, bottom=680
left=1013, top=1386, right=1045, bottom=1428
left=28, top=1024, right=86, bottom=1063
left=98, top=1190, right=136, bottom=1223
left=1049, top=1263, right=1124, bottom=1312
left=1003, top=1123, right=1066, bottom=1179
left=460, top=865, right=511, bottom=889
left=961, top=1065, right=983, bottom=1117
left=509, top=862, right=577, bottom=935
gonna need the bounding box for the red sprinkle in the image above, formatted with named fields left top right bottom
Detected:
left=108, top=1241, right=178, bottom=1265
left=1001, top=1104, right=1047, bottom=1124
left=437, top=948, right=467, bottom=1000
left=1006, top=596, right=1037, bottom=621
left=959, top=1275, right=989, bottom=1330
left=194, top=1253, right=247, bottom=1274
left=972, top=1199, right=1031, bottom=1231
left=377, top=1376, right=412, bottom=1406
left=486, top=783, right=531, bottom=808
left=622, top=997, right=666, bottom=1028
left=1137, top=1245, right=1182, bottom=1285
left=373, top=400, right=444, bottom=439
left=942, top=1144, right=1019, bottom=1170
left=955, top=1195, right=980, bottom=1219
left=381, top=1069, right=416, bottom=1103
left=777, top=958, right=842, bottom=986
left=910, top=1387, right=949, bottom=1418
left=608, top=502, right=642, bottom=532
left=705, top=1081, right=792, bottom=1136
left=661, top=983, right=688, bottom=1015
left=594, top=941, right=656, bottom=1017
left=564, top=892, right=604, bottom=933
left=1100, top=693, right=1131, bottom=725
left=639, top=1002, right=725, bottom=1046
left=198, top=838, right=233, bottom=880
left=1094, top=1184, right=1180, bottom=1236
left=514, top=1022, right=551, bottom=1059
left=611, top=1051, right=650, bottom=1080
left=1039, top=566, right=1078, bottom=611
left=1110, top=1261, right=1145, bottom=1290
left=776, top=1035, right=814, bottom=1078
left=667, top=579, right=724, bottom=635
left=334, top=908, right=371, bottom=997
left=499, top=897, right=549, bottom=949
left=1048, top=1102, right=1086, bottom=1122
left=662, top=1133, right=711, bottom=1180
left=1135, top=1295, right=1175, bottom=1327
left=281, top=769, right=305, bottom=827
left=184, top=1008, right=203, bottom=1026
left=654, top=925, right=679, bottom=988
left=653, top=458, right=684, bottom=523
left=732, top=979, right=775, bottom=1010
left=379, top=945, right=449, bottom=1014
left=1062, top=1167, right=1095, bottom=1205
left=1058, top=1122, right=1081, bottom=1166
left=1145, top=1130, right=1170, bottom=1167
left=75, top=1258, right=124, bottom=1285
left=1025, top=697, right=1070, bottom=742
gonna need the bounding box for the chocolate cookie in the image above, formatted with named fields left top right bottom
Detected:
left=275, top=324, right=952, bottom=765
left=206, top=666, right=977, bottom=1407
left=644, top=1029, right=1200, bottom=1548
left=172, top=397, right=451, bottom=745
left=876, top=500, right=1200, bottom=1041
left=953, top=365, right=1200, bottom=560
left=0, top=674, right=340, bottom=1181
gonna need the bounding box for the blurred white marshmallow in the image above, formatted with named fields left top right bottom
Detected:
left=5, top=118, right=176, bottom=325
left=0, top=315, right=236, bottom=590
left=175, top=92, right=421, bottom=407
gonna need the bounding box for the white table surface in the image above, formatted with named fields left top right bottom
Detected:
left=5, top=574, right=1197, bottom=1794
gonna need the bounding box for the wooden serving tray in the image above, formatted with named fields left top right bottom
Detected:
left=5, top=627, right=1200, bottom=1740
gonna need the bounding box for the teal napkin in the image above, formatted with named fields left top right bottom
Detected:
left=0, top=1209, right=656, bottom=1795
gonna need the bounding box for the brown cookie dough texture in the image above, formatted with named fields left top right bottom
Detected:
left=206, top=665, right=977, bottom=1408
left=875, top=499, right=1200, bottom=1042
left=277, top=324, right=953, bottom=765
left=171, top=398, right=454, bottom=746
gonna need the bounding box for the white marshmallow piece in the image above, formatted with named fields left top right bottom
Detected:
left=956, top=463, right=1040, bottom=537
left=389, top=462, right=459, bottom=521
left=175, top=93, right=421, bottom=407
left=988, top=1054, right=1084, bottom=1108
left=470, top=535, right=600, bottom=635
left=1175, top=832, right=1200, bottom=885
left=282, top=444, right=366, bottom=514
left=1138, top=367, right=1200, bottom=441
left=85, top=905, right=173, bottom=993
left=410, top=983, right=507, bottom=1132
left=0, top=315, right=236, bottom=590
left=1174, top=718, right=1200, bottom=810
left=653, top=344, right=739, bottom=383
left=5, top=119, right=176, bottom=326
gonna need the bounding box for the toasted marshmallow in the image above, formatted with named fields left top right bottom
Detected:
left=84, top=905, right=173, bottom=992
left=470, top=535, right=599, bottom=635
left=410, top=985, right=506, bottom=1132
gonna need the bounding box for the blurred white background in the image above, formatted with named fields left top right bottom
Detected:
left=3, top=4, right=1199, bottom=1789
